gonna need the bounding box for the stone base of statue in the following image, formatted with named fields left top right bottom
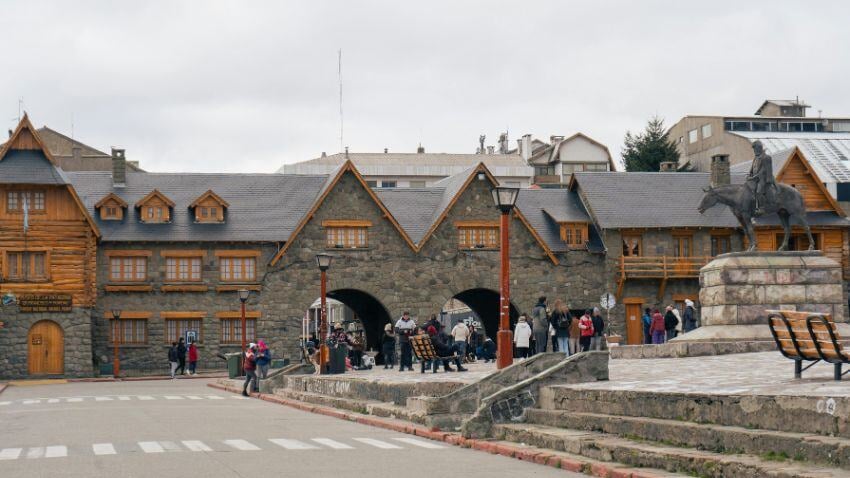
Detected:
left=678, top=251, right=847, bottom=346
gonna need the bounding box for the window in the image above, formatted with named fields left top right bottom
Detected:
left=701, top=124, right=712, bottom=139
left=221, top=319, right=257, bottom=344
left=5, top=251, right=48, bottom=281
left=562, top=164, right=584, bottom=174
left=381, top=180, right=397, bottom=188
left=366, top=180, right=378, bottom=188
left=109, top=256, right=147, bottom=282
left=458, top=226, right=499, bottom=249
left=109, top=319, right=148, bottom=344
left=584, top=163, right=609, bottom=172
left=136, top=190, right=173, bottom=223
left=622, top=235, right=642, bottom=256
left=710, top=234, right=731, bottom=256
left=673, top=234, right=693, bottom=257
left=778, top=233, right=821, bottom=251
left=534, top=166, right=555, bottom=176
left=220, top=257, right=257, bottom=281
left=560, top=223, right=588, bottom=248
left=6, top=191, right=45, bottom=213
left=409, top=181, right=426, bottom=188
left=688, top=129, right=698, bottom=143
left=326, top=227, right=368, bottom=248
left=104, top=206, right=118, bottom=218
left=165, top=318, right=202, bottom=343
left=165, top=257, right=202, bottom=281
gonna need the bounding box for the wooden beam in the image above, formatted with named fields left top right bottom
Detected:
left=160, top=285, right=209, bottom=293
left=105, top=250, right=153, bottom=257
left=105, top=284, right=153, bottom=293
left=106, top=311, right=152, bottom=319
left=216, top=284, right=262, bottom=293
left=213, top=250, right=261, bottom=258
left=160, top=311, right=206, bottom=319
left=215, top=311, right=262, bottom=319
left=321, top=219, right=373, bottom=227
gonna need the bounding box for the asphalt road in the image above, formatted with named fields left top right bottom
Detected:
left=0, top=379, right=581, bottom=478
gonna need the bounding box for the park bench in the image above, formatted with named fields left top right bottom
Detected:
left=767, top=310, right=849, bottom=380
left=410, top=334, right=458, bottom=362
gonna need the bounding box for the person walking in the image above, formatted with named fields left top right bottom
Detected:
left=664, top=306, right=679, bottom=342
left=642, top=308, right=652, bottom=344
left=395, top=311, right=416, bottom=372
left=568, top=311, right=581, bottom=356
left=450, top=320, right=470, bottom=360
left=175, top=337, right=187, bottom=376
left=683, top=299, right=698, bottom=333
left=381, top=323, right=396, bottom=369
left=531, top=297, right=549, bottom=354
left=578, top=309, right=594, bottom=352
left=242, top=344, right=258, bottom=397
left=552, top=302, right=571, bottom=355
left=168, top=342, right=179, bottom=379
left=590, top=307, right=606, bottom=351
left=513, top=315, right=533, bottom=359
left=468, top=323, right=481, bottom=362
left=256, top=340, right=271, bottom=379
left=650, top=308, right=666, bottom=344
left=187, top=341, right=199, bottom=375
left=672, top=306, right=683, bottom=338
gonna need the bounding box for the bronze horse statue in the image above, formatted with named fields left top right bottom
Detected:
left=698, top=182, right=814, bottom=252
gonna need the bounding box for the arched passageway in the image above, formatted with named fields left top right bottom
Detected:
left=326, top=288, right=392, bottom=352
left=451, top=288, right=520, bottom=339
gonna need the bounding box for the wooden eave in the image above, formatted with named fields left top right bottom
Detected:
left=95, top=192, right=129, bottom=209
left=189, top=189, right=230, bottom=209
left=776, top=147, right=846, bottom=217
left=134, top=189, right=176, bottom=208
left=270, top=160, right=417, bottom=265
left=0, top=113, right=59, bottom=166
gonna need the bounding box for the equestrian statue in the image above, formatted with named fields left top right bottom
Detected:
left=698, top=140, right=814, bottom=252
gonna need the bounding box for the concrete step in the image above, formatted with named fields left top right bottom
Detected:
left=525, top=409, right=850, bottom=470
left=493, top=423, right=849, bottom=478
left=539, top=385, right=850, bottom=439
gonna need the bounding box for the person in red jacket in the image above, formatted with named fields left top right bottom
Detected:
left=650, top=308, right=666, bottom=344
left=578, top=309, right=594, bottom=352
left=187, top=342, right=199, bottom=375
left=242, top=344, right=258, bottom=397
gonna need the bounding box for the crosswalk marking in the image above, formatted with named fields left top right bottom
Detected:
left=223, top=439, right=260, bottom=451
left=94, top=397, right=113, bottom=401
left=186, top=396, right=204, bottom=400
left=0, top=401, right=11, bottom=406
left=268, top=438, right=318, bottom=450
left=26, top=447, right=44, bottom=459
left=23, top=400, right=40, bottom=405
left=45, top=446, right=67, bottom=458
left=0, top=448, right=22, bottom=460
left=311, top=438, right=353, bottom=450
left=92, top=443, right=116, bottom=455
left=66, top=398, right=83, bottom=403
left=139, top=441, right=164, bottom=453
left=231, top=396, right=250, bottom=400
left=47, top=398, right=59, bottom=404
left=206, top=395, right=224, bottom=400
left=138, top=396, right=155, bottom=401
left=354, top=438, right=402, bottom=449
left=164, top=396, right=184, bottom=400
left=393, top=437, right=446, bottom=449
left=182, top=440, right=212, bottom=452
left=160, top=441, right=181, bottom=452
left=118, top=396, right=131, bottom=401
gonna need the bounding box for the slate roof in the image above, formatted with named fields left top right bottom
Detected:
left=0, top=149, right=70, bottom=185
left=375, top=187, right=445, bottom=244
left=66, top=171, right=328, bottom=242
left=572, top=172, right=740, bottom=229
left=730, top=131, right=850, bottom=183
left=280, top=152, right=533, bottom=178
left=516, top=189, right=592, bottom=253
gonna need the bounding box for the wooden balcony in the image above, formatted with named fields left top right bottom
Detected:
left=617, top=256, right=713, bottom=300
left=533, top=174, right=562, bottom=185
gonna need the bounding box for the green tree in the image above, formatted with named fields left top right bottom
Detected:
left=621, top=116, right=680, bottom=172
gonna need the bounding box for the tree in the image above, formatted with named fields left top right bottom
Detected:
left=621, top=116, right=680, bottom=172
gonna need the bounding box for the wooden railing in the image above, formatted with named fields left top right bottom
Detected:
left=620, top=256, right=713, bottom=279
left=533, top=174, right=562, bottom=185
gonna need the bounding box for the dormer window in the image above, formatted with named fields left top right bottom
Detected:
left=560, top=222, right=588, bottom=249
left=134, top=189, right=174, bottom=224
left=95, top=193, right=128, bottom=221
left=190, top=190, right=228, bottom=223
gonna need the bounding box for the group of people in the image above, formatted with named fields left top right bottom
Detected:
left=241, top=340, right=272, bottom=396
left=167, top=337, right=199, bottom=378
left=383, top=311, right=496, bottom=372
left=644, top=299, right=697, bottom=344
left=513, top=296, right=606, bottom=357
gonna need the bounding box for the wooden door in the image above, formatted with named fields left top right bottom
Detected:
left=624, top=301, right=644, bottom=345
left=28, top=320, right=64, bottom=375
left=673, top=235, right=693, bottom=275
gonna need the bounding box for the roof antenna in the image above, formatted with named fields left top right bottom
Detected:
left=338, top=49, right=344, bottom=153
left=71, top=112, right=75, bottom=140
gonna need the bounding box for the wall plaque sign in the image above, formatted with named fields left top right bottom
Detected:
left=19, top=294, right=72, bottom=313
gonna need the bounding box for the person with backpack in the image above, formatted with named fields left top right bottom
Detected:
left=381, top=323, right=396, bottom=369
left=256, top=340, right=271, bottom=378
left=642, top=308, right=652, bottom=344
left=552, top=301, right=571, bottom=355
left=242, top=343, right=258, bottom=396
left=578, top=309, right=594, bottom=352
left=591, top=307, right=606, bottom=351
left=531, top=297, right=549, bottom=354
left=664, top=305, right=679, bottom=341
left=168, top=342, right=179, bottom=379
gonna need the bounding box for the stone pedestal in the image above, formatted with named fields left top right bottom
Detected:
left=679, top=251, right=846, bottom=344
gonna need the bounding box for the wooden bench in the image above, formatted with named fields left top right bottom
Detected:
left=767, top=310, right=849, bottom=380
left=410, top=334, right=457, bottom=362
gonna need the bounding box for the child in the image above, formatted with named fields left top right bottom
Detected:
left=187, top=341, right=199, bottom=375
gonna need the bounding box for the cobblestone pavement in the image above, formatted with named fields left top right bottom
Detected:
left=575, top=351, right=850, bottom=397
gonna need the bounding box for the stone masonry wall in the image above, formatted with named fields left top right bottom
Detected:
left=0, top=308, right=93, bottom=379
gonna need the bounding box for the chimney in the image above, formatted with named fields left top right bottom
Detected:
left=417, top=144, right=425, bottom=154
left=344, top=146, right=349, bottom=159
left=486, top=145, right=495, bottom=155
left=710, top=154, right=731, bottom=186
left=72, top=146, right=82, bottom=164
left=321, top=151, right=327, bottom=158
left=550, top=135, right=564, bottom=144
left=384, top=148, right=388, bottom=154
left=7, top=129, right=12, bottom=138
left=659, top=161, right=677, bottom=172
left=111, top=147, right=126, bottom=187
left=520, top=134, right=532, bottom=162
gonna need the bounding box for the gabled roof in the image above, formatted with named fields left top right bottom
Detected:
left=515, top=189, right=594, bottom=253
left=94, top=192, right=128, bottom=209
left=375, top=187, right=446, bottom=244
left=134, top=189, right=176, bottom=208
left=189, top=190, right=230, bottom=209
left=269, top=160, right=417, bottom=265
left=0, top=113, right=60, bottom=167
left=730, top=131, right=850, bottom=183
left=529, top=132, right=616, bottom=171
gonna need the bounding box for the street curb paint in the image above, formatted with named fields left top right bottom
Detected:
left=0, top=383, right=7, bottom=396
left=206, top=382, right=667, bottom=478
left=68, top=373, right=227, bottom=383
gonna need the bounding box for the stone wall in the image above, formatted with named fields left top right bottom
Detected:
left=0, top=307, right=93, bottom=379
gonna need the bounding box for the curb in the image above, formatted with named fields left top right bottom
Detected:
left=207, top=382, right=668, bottom=478
left=0, top=383, right=7, bottom=396
left=69, top=373, right=227, bottom=383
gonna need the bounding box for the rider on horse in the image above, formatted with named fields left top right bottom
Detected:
left=747, top=140, right=776, bottom=216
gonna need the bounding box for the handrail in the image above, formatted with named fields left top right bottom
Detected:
left=620, top=256, right=713, bottom=279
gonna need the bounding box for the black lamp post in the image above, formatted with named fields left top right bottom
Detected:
left=112, top=309, right=122, bottom=377
left=316, top=253, right=334, bottom=374
left=491, top=186, right=519, bottom=369
left=238, top=289, right=250, bottom=355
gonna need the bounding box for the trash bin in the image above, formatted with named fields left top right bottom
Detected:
left=225, top=353, right=243, bottom=379
left=270, top=358, right=289, bottom=369
left=327, top=346, right=347, bottom=374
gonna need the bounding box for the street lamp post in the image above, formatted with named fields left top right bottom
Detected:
left=491, top=186, right=519, bottom=369
left=316, top=253, right=334, bottom=375
left=238, top=289, right=250, bottom=356
left=112, top=309, right=122, bottom=377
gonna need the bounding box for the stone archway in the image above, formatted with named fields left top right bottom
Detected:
left=326, top=288, right=393, bottom=352
left=451, top=288, right=520, bottom=339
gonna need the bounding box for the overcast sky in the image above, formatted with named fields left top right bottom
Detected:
left=3, top=1, right=849, bottom=173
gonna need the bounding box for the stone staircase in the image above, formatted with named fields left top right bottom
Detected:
left=490, top=385, right=850, bottom=477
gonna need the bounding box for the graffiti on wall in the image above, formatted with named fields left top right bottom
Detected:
left=489, top=390, right=536, bottom=423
